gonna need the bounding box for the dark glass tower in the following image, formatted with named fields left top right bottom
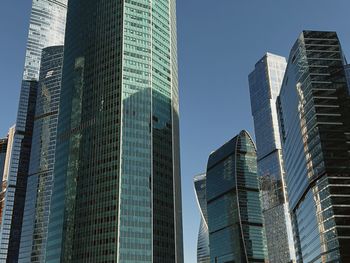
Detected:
left=206, top=130, right=268, bottom=262
left=278, top=31, right=350, bottom=262
left=45, top=1, right=182, bottom=262
left=18, top=45, right=64, bottom=263
left=194, top=174, right=210, bottom=263
left=0, top=138, right=7, bottom=183
left=0, top=1, right=67, bottom=261
left=0, top=136, right=9, bottom=223
left=344, top=64, right=350, bottom=92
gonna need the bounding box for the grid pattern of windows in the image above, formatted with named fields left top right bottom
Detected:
left=0, top=1, right=67, bottom=261
left=45, top=1, right=182, bottom=262
left=0, top=81, right=37, bottom=262
left=249, top=53, right=295, bottom=262
left=23, top=0, right=67, bottom=81
left=1, top=83, right=37, bottom=260
left=18, top=46, right=64, bottom=263
left=206, top=131, right=268, bottom=263
left=278, top=31, right=350, bottom=263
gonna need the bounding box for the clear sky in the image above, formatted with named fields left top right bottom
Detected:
left=0, top=1, right=350, bottom=263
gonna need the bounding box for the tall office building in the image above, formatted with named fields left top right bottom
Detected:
left=206, top=130, right=268, bottom=262
left=249, top=53, right=295, bottom=262
left=18, top=45, right=64, bottom=263
left=277, top=31, right=350, bottom=262
left=0, top=1, right=67, bottom=261
left=194, top=174, right=210, bottom=263
left=45, top=1, right=183, bottom=262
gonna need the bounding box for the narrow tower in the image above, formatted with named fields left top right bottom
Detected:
left=0, top=1, right=67, bottom=261
left=19, top=45, right=64, bottom=263
left=249, top=53, right=295, bottom=262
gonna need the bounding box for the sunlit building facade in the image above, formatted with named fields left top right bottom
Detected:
left=206, top=130, right=268, bottom=262
left=249, top=53, right=295, bottom=262
left=0, top=1, right=67, bottom=261
left=18, top=45, right=64, bottom=263
left=0, top=127, right=15, bottom=228
left=278, top=31, right=350, bottom=263
left=45, top=1, right=183, bottom=262
left=194, top=174, right=210, bottom=263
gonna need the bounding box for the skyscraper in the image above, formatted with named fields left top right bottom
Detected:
left=45, top=1, right=182, bottom=262
left=249, top=53, right=295, bottom=262
left=194, top=174, right=210, bottom=263
left=206, top=130, right=268, bottom=262
left=277, top=31, right=350, bottom=262
left=18, top=45, right=64, bottom=263
left=0, top=1, right=67, bottom=261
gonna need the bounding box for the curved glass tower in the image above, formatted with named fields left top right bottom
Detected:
left=0, top=1, right=67, bottom=261
left=206, top=130, right=268, bottom=263
left=194, top=174, right=210, bottom=263
left=19, top=45, right=64, bottom=263
left=45, top=1, right=183, bottom=262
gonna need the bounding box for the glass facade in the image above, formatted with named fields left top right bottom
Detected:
left=0, top=1, right=67, bottom=261
left=0, top=139, right=7, bottom=183
left=18, top=45, right=64, bottom=263
left=194, top=174, right=210, bottom=263
left=206, top=130, right=268, bottom=263
left=249, top=53, right=295, bottom=262
left=45, top=1, right=182, bottom=262
left=278, top=31, right=350, bottom=263
left=0, top=80, right=38, bottom=262
left=23, top=0, right=67, bottom=81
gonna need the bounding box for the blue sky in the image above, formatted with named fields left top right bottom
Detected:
left=1, top=1, right=350, bottom=262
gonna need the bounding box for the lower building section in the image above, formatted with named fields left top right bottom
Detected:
left=263, top=203, right=295, bottom=263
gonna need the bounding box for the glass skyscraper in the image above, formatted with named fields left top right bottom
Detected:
left=249, top=53, right=295, bottom=262
left=45, top=1, right=182, bottom=262
left=206, top=130, right=268, bottom=262
left=18, top=45, right=64, bottom=263
left=278, top=31, right=350, bottom=262
left=0, top=1, right=67, bottom=261
left=194, top=174, right=210, bottom=263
